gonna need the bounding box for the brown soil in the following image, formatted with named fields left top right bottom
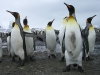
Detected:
left=0, top=47, right=100, bottom=75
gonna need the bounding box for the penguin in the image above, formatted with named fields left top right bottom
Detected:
left=23, top=16, right=34, bottom=61
left=63, top=3, right=84, bottom=72
left=7, top=11, right=25, bottom=66
left=9, top=22, right=16, bottom=61
left=7, top=32, right=11, bottom=56
left=59, top=16, right=68, bottom=61
left=0, top=35, right=2, bottom=63
left=83, top=15, right=96, bottom=61
left=45, top=19, right=57, bottom=58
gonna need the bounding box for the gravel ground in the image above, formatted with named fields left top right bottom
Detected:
left=0, top=42, right=100, bottom=75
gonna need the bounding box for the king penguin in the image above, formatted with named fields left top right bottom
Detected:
left=23, top=16, right=34, bottom=61
left=0, top=34, right=2, bottom=63
left=63, top=3, right=84, bottom=72
left=7, top=32, right=11, bottom=56
left=59, top=16, right=68, bottom=61
left=9, top=22, right=16, bottom=61
left=7, top=11, right=25, bottom=66
left=83, top=15, right=96, bottom=61
left=45, top=19, right=57, bottom=58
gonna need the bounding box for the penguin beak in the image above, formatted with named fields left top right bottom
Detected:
left=6, top=10, right=14, bottom=15
left=64, top=3, right=70, bottom=8
left=91, top=15, right=96, bottom=19
left=51, top=19, right=55, bottom=23
left=25, top=16, right=27, bottom=19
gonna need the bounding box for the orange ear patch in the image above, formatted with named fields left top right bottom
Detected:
left=86, top=20, right=88, bottom=23
left=18, top=14, right=20, bottom=18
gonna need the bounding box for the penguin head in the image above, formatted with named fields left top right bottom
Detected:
left=86, top=15, right=96, bottom=23
left=47, top=19, right=55, bottom=26
left=23, top=16, right=28, bottom=25
left=64, top=3, right=75, bottom=15
left=6, top=10, right=20, bottom=19
left=12, top=22, right=15, bottom=28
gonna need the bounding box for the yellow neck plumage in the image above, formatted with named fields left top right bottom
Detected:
left=24, top=25, right=29, bottom=31
left=89, top=24, right=94, bottom=30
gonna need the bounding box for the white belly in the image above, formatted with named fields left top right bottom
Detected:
left=65, top=50, right=82, bottom=66
left=46, top=30, right=56, bottom=51
left=88, top=30, right=96, bottom=54
left=11, top=28, right=24, bottom=60
left=24, top=30, right=34, bottom=56
left=65, top=25, right=82, bottom=57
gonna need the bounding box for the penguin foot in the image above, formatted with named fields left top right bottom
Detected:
left=62, top=65, right=70, bottom=72
left=82, top=56, right=86, bottom=60
left=73, top=64, right=77, bottom=67
left=0, top=60, right=2, bottom=63
left=9, top=53, right=12, bottom=57
left=25, top=58, right=28, bottom=62
left=30, top=57, right=35, bottom=61
left=59, top=56, right=65, bottom=62
left=48, top=56, right=50, bottom=59
left=78, top=66, right=84, bottom=73
left=86, top=56, right=90, bottom=61
left=20, top=60, right=25, bottom=66
left=51, top=54, right=56, bottom=58
left=12, top=57, right=15, bottom=62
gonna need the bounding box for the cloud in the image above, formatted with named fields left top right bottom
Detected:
left=0, top=0, right=100, bottom=30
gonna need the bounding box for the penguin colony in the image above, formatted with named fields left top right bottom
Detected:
left=0, top=2, right=97, bottom=73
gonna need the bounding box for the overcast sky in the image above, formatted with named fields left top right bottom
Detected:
left=0, top=0, right=100, bottom=30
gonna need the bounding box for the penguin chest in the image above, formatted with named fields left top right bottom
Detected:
left=65, top=22, right=82, bottom=56
left=25, top=37, right=34, bottom=55
left=88, top=28, right=96, bottom=53
left=11, top=28, right=23, bottom=50
left=46, top=29, right=56, bottom=50
left=24, top=30, right=34, bottom=55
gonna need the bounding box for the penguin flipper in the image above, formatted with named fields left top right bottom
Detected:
left=62, top=27, right=66, bottom=54
left=33, top=39, right=36, bottom=51
left=84, top=36, right=89, bottom=54
left=84, top=27, right=89, bottom=54
left=81, top=29, right=86, bottom=59
left=56, top=34, right=60, bottom=44
left=24, top=31, right=43, bottom=41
